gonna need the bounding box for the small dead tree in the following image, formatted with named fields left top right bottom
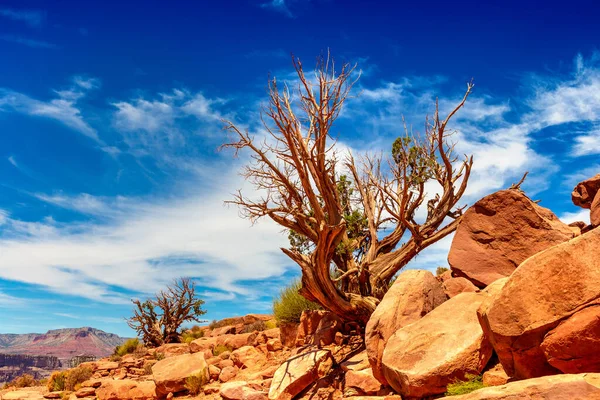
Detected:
left=127, top=278, right=206, bottom=347
left=223, top=54, right=473, bottom=325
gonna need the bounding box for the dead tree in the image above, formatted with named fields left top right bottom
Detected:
left=223, top=54, right=473, bottom=325
left=127, top=278, right=206, bottom=347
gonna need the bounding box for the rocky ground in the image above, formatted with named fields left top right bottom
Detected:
left=2, top=173, right=600, bottom=400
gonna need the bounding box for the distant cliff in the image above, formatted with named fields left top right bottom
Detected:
left=0, top=327, right=127, bottom=359
left=0, top=327, right=128, bottom=383
left=0, top=354, right=62, bottom=383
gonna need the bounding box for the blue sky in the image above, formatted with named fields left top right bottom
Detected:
left=0, top=0, right=599, bottom=337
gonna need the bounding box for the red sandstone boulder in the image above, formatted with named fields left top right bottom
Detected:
left=296, top=310, right=343, bottom=346
left=449, top=373, right=600, bottom=400
left=482, top=363, right=509, bottom=387
left=268, top=349, right=334, bottom=400
left=443, top=276, right=479, bottom=298
left=478, top=228, right=600, bottom=379
left=279, top=322, right=299, bottom=348
left=592, top=191, right=600, bottom=227
left=572, top=173, right=600, bottom=208
left=153, top=343, right=190, bottom=358
left=221, top=381, right=267, bottom=400
left=365, top=269, right=447, bottom=385
left=96, top=380, right=156, bottom=400
left=151, top=353, right=209, bottom=396
left=541, top=305, right=600, bottom=374
left=189, top=336, right=217, bottom=353
left=381, top=292, right=494, bottom=398
left=448, top=189, right=573, bottom=287
left=344, top=368, right=384, bottom=396
left=231, top=346, right=266, bottom=369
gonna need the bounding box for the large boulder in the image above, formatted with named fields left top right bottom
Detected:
left=442, top=276, right=479, bottom=298
left=268, top=349, right=334, bottom=400
left=278, top=322, right=299, bottom=348
left=365, top=269, right=447, bottom=385
left=592, top=192, right=600, bottom=227
left=344, top=368, right=384, bottom=396
left=96, top=380, right=157, bottom=400
left=449, top=373, right=600, bottom=400
left=478, top=227, right=600, bottom=379
left=448, top=189, right=574, bottom=287
left=541, top=305, right=600, bottom=374
left=296, top=310, right=343, bottom=346
left=153, top=343, right=190, bottom=358
left=381, top=292, right=494, bottom=398
left=220, top=381, right=267, bottom=400
left=572, top=173, right=600, bottom=208
left=151, top=353, right=209, bottom=396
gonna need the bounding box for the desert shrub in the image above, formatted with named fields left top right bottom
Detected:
left=445, top=374, right=484, bottom=396
left=273, top=279, right=321, bottom=323
left=14, top=374, right=36, bottom=388
left=144, top=363, right=154, bottom=375
left=243, top=320, right=267, bottom=333
left=181, top=326, right=204, bottom=343
left=212, top=344, right=232, bottom=356
left=64, top=366, right=92, bottom=391
left=114, top=338, right=141, bottom=357
left=47, top=371, right=67, bottom=392
left=60, top=391, right=72, bottom=400
left=109, top=354, right=122, bottom=362
left=185, top=372, right=207, bottom=395
left=436, top=266, right=449, bottom=276
left=153, top=351, right=165, bottom=361
left=265, top=319, right=278, bottom=329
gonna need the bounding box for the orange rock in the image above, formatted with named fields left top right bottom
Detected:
left=365, top=269, right=446, bottom=385
left=189, top=336, right=217, bottom=353
left=223, top=332, right=257, bottom=350
left=153, top=343, right=190, bottom=358
left=442, top=276, right=479, bottom=298
left=208, top=364, right=221, bottom=380
left=479, top=228, right=600, bottom=379
left=74, top=387, right=96, bottom=398
left=482, top=363, right=509, bottom=387
left=340, top=350, right=370, bottom=372
left=219, top=365, right=237, bottom=382
left=344, top=368, right=383, bottom=396
left=221, top=381, right=268, bottom=400
left=151, top=353, right=209, bottom=396
left=449, top=373, right=600, bottom=399
left=266, top=338, right=282, bottom=352
left=541, top=305, right=600, bottom=373
left=268, top=349, right=334, bottom=400
left=231, top=346, right=266, bottom=369
left=279, top=322, right=298, bottom=348
left=96, top=379, right=156, bottom=400
left=592, top=192, right=600, bottom=227
left=296, top=310, right=343, bottom=346
left=382, top=292, right=494, bottom=398
left=572, top=173, right=600, bottom=208
left=448, top=189, right=573, bottom=287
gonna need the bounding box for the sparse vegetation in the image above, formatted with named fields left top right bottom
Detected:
left=144, top=363, right=154, bottom=375
left=273, top=279, right=321, bottom=323
left=181, top=325, right=205, bottom=343
left=212, top=344, right=233, bottom=356
left=47, top=366, right=93, bottom=392
left=436, top=266, right=450, bottom=276
left=1, top=373, right=42, bottom=389
left=64, top=366, right=92, bottom=391
left=209, top=317, right=241, bottom=330
left=153, top=351, right=165, bottom=361
left=265, top=319, right=278, bottom=329
left=185, top=372, right=208, bottom=396
left=127, top=278, right=207, bottom=347
left=47, top=371, right=66, bottom=392
left=445, top=374, right=485, bottom=396
left=114, top=338, right=141, bottom=357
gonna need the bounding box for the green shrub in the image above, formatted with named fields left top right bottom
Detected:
left=181, top=326, right=204, bottom=343
left=273, top=279, right=321, bottom=323
left=153, top=351, right=165, bottom=361
left=209, top=317, right=240, bottom=329
left=185, top=372, right=207, bottom=395
left=114, top=338, right=140, bottom=357
left=265, top=319, right=278, bottom=329
left=64, top=366, right=93, bottom=391
left=436, top=266, right=449, bottom=277
left=47, top=371, right=67, bottom=392
left=212, top=344, right=233, bottom=356
left=445, top=374, right=484, bottom=396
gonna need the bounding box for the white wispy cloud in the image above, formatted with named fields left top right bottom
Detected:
left=0, top=77, right=101, bottom=143
left=0, top=8, right=45, bottom=27
left=0, top=166, right=289, bottom=303
left=0, top=35, right=56, bottom=49
left=261, top=0, right=294, bottom=17
left=0, top=291, right=23, bottom=307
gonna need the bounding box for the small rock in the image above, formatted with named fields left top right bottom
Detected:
left=482, top=363, right=509, bottom=387
left=219, top=365, right=238, bottom=382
